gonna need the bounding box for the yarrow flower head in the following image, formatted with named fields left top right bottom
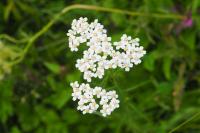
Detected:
left=67, top=17, right=146, bottom=117
left=70, top=81, right=120, bottom=117
left=67, top=17, right=146, bottom=82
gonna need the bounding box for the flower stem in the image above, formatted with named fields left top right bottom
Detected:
left=0, top=34, right=28, bottom=43
left=61, top=4, right=186, bottom=20
left=11, top=4, right=186, bottom=66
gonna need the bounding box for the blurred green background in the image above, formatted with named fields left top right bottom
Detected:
left=0, top=0, right=200, bottom=133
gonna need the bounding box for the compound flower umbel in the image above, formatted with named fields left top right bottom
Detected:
left=67, top=17, right=146, bottom=82
left=70, top=81, right=120, bottom=117
left=67, top=17, right=146, bottom=117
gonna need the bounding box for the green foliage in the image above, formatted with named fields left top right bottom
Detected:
left=0, top=0, right=200, bottom=133
left=0, top=80, right=13, bottom=123
left=44, top=62, right=61, bottom=74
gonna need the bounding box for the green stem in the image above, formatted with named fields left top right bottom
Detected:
left=10, top=4, right=186, bottom=66
left=168, top=112, right=200, bottom=133
left=125, top=80, right=151, bottom=92
left=0, top=34, right=28, bottom=43
left=61, top=4, right=185, bottom=19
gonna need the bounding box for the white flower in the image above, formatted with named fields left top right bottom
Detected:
left=67, top=17, right=146, bottom=117
left=67, top=17, right=146, bottom=82
left=93, top=87, right=102, bottom=98
left=70, top=81, right=119, bottom=117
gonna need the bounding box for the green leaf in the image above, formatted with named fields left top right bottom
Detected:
left=163, top=57, right=172, bottom=80
left=18, top=105, right=40, bottom=131
left=181, top=31, right=195, bottom=50
left=46, top=123, right=68, bottom=133
left=156, top=82, right=172, bottom=94
left=0, top=80, right=13, bottom=123
left=192, top=0, right=199, bottom=13
left=0, top=101, right=13, bottom=123
left=62, top=109, right=79, bottom=124
left=111, top=14, right=125, bottom=26
left=65, top=72, right=81, bottom=83
left=4, top=0, right=14, bottom=21
left=35, top=106, right=59, bottom=124
left=44, top=62, right=60, bottom=74
left=44, top=88, right=71, bottom=109
left=11, top=127, right=21, bottom=133
left=143, top=51, right=157, bottom=71
left=47, top=75, right=57, bottom=90
left=15, top=1, right=36, bottom=15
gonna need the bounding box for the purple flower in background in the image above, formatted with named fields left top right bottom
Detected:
left=182, top=12, right=193, bottom=28
left=175, top=11, right=193, bottom=34
left=172, top=4, right=193, bottom=28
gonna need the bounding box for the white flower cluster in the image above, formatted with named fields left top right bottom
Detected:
left=70, top=81, right=120, bottom=117
left=67, top=17, right=146, bottom=82
left=67, top=17, right=146, bottom=117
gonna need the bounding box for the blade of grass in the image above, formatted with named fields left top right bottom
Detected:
left=168, top=112, right=200, bottom=133
left=126, top=80, right=151, bottom=92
